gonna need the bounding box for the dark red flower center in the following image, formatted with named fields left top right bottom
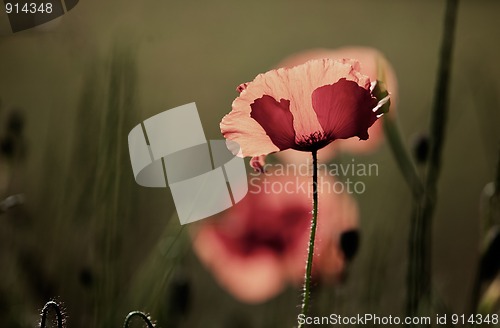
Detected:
left=216, top=202, right=310, bottom=258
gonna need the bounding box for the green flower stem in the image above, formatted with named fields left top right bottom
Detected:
left=377, top=57, right=423, bottom=202
left=495, top=148, right=500, bottom=198
left=406, top=0, right=460, bottom=321
left=426, top=0, right=459, bottom=190
left=383, top=116, right=424, bottom=200
left=123, top=311, right=155, bottom=328
left=39, top=301, right=64, bottom=328
left=299, top=150, right=319, bottom=327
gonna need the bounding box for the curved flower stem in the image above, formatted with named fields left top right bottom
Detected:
left=377, top=50, right=423, bottom=200
left=123, top=311, right=155, bottom=328
left=426, top=0, right=459, bottom=189
left=299, top=150, right=319, bottom=326
left=406, top=0, right=460, bottom=322
left=383, top=117, right=424, bottom=200
left=39, top=301, right=64, bottom=328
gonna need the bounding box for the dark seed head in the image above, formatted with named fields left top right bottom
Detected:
left=413, top=134, right=429, bottom=164
left=168, top=273, right=191, bottom=316
left=6, top=109, right=24, bottom=135
left=0, top=136, right=15, bottom=157
left=480, top=227, right=500, bottom=282
left=340, top=229, right=360, bottom=261
left=79, top=267, right=94, bottom=288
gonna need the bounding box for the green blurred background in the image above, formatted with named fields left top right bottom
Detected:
left=0, top=0, right=499, bottom=327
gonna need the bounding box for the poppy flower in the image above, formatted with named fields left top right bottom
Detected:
left=220, top=58, right=389, bottom=170
left=274, top=47, right=397, bottom=163
left=190, top=173, right=358, bottom=303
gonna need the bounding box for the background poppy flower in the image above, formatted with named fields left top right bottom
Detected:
left=190, top=173, right=358, bottom=303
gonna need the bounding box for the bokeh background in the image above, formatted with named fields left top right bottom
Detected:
left=0, top=0, right=500, bottom=327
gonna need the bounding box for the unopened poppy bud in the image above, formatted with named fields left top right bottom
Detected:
left=0, top=135, right=15, bottom=157
left=236, top=83, right=248, bottom=93
left=340, top=229, right=360, bottom=261
left=370, top=80, right=391, bottom=117
left=479, top=226, right=500, bottom=282
left=6, top=109, right=24, bottom=135
left=413, top=134, right=429, bottom=164
left=167, top=272, right=191, bottom=316
left=79, top=267, right=94, bottom=289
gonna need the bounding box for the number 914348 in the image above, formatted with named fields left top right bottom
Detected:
left=5, top=2, right=53, bottom=14
left=451, top=313, right=499, bottom=325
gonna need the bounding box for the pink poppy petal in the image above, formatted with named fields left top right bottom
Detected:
left=220, top=110, right=279, bottom=157
left=250, top=96, right=296, bottom=151
left=216, top=253, right=285, bottom=303
left=312, top=78, right=378, bottom=141
left=192, top=225, right=284, bottom=303
left=282, top=59, right=370, bottom=142
left=275, top=47, right=398, bottom=156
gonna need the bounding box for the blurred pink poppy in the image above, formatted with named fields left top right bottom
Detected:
left=191, top=173, right=358, bottom=303
left=275, top=47, right=398, bottom=163
left=220, top=58, right=389, bottom=171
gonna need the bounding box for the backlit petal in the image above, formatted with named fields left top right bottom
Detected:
left=312, top=78, right=378, bottom=141
left=250, top=96, right=296, bottom=151
left=220, top=110, right=279, bottom=157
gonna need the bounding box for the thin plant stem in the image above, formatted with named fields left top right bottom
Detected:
left=123, top=311, right=155, bottom=328
left=39, top=301, right=64, bottom=328
left=406, top=0, right=460, bottom=321
left=383, top=116, right=424, bottom=200
left=299, top=149, right=319, bottom=326
left=426, top=0, right=459, bottom=189
left=377, top=59, right=423, bottom=200
left=470, top=266, right=483, bottom=314
left=494, top=148, right=500, bottom=198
